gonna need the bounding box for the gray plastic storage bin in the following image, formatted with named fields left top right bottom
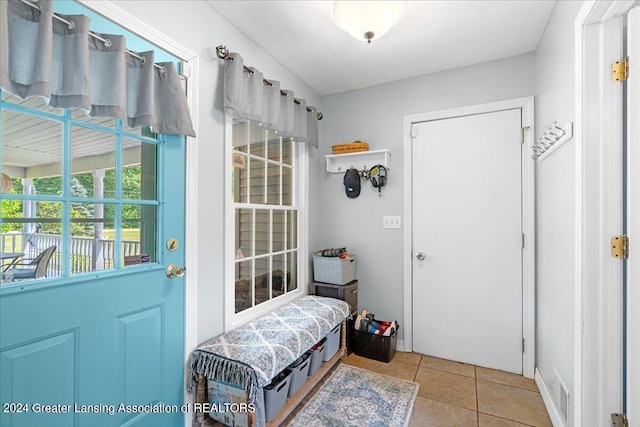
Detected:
left=287, top=352, right=311, bottom=397
left=263, top=369, right=292, bottom=422
left=323, top=324, right=341, bottom=361
left=306, top=338, right=326, bottom=377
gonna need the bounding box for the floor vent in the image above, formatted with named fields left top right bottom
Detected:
left=553, top=367, right=571, bottom=423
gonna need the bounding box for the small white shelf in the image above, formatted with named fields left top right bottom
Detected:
left=325, top=149, right=390, bottom=174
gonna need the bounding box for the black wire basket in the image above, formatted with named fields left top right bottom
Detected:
left=353, top=323, right=399, bottom=363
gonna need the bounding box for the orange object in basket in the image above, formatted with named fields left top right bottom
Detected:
left=331, top=141, right=369, bottom=154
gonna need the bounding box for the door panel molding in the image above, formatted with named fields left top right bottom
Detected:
left=402, top=96, right=535, bottom=378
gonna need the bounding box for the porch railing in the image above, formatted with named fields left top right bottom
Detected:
left=1, top=232, right=141, bottom=275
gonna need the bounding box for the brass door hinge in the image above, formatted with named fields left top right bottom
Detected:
left=611, top=236, right=628, bottom=259
left=612, top=413, right=628, bottom=427
left=612, top=58, right=629, bottom=82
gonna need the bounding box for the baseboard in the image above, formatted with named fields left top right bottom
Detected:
left=397, top=339, right=405, bottom=352
left=535, top=367, right=567, bottom=427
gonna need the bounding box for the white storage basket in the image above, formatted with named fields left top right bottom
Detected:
left=312, top=254, right=356, bottom=285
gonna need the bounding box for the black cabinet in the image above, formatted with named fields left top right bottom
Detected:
left=312, top=280, right=358, bottom=314
left=312, top=280, right=358, bottom=354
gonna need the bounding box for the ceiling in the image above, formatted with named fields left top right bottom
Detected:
left=1, top=93, right=142, bottom=175
left=206, top=1, right=556, bottom=96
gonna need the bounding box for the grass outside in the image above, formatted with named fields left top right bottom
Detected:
left=102, top=229, right=140, bottom=241
left=1, top=229, right=140, bottom=252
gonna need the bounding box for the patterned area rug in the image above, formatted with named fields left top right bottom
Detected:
left=289, top=364, right=419, bottom=427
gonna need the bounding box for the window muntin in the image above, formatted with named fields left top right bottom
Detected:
left=1, top=90, right=161, bottom=285
left=232, top=119, right=299, bottom=314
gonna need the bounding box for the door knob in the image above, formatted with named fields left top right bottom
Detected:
left=416, top=251, right=425, bottom=261
left=166, top=264, right=185, bottom=279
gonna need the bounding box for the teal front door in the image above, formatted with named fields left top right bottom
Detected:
left=0, top=91, right=186, bottom=427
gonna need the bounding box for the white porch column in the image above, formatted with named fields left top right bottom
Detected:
left=21, top=178, right=35, bottom=252
left=92, top=169, right=105, bottom=270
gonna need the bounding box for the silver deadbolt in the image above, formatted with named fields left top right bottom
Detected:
left=166, top=238, right=179, bottom=251
left=416, top=251, right=425, bottom=261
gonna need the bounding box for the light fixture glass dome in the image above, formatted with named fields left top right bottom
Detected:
left=332, top=1, right=409, bottom=43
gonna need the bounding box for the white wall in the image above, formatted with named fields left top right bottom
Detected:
left=110, top=1, right=323, bottom=345
left=317, top=53, right=536, bottom=341
left=535, top=1, right=584, bottom=422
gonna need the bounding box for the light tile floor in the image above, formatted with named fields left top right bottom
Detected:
left=342, top=352, right=553, bottom=427
left=210, top=352, right=553, bottom=427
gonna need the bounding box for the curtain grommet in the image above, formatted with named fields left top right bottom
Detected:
left=140, top=56, right=146, bottom=64
left=104, top=38, right=112, bottom=48
left=67, top=20, right=75, bottom=30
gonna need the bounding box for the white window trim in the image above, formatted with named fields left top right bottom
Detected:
left=223, top=113, right=309, bottom=331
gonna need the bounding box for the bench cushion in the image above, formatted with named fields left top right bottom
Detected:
left=189, top=295, right=350, bottom=403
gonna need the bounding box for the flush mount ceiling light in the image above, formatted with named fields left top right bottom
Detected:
left=332, top=1, right=409, bottom=44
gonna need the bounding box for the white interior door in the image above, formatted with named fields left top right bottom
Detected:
left=412, top=109, right=523, bottom=374
left=627, top=6, right=640, bottom=424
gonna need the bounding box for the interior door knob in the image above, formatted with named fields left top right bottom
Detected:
left=166, top=264, right=185, bottom=279
left=416, top=251, right=425, bottom=261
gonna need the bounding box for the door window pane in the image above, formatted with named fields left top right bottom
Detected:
left=122, top=204, right=156, bottom=268
left=123, top=138, right=157, bottom=201
left=69, top=202, right=116, bottom=274
left=1, top=201, right=63, bottom=282
left=2, top=110, right=63, bottom=196
left=1, top=89, right=164, bottom=287
left=71, top=125, right=115, bottom=198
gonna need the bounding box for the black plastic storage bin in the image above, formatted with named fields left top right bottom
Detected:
left=353, top=324, right=399, bottom=362
left=263, top=369, right=292, bottom=422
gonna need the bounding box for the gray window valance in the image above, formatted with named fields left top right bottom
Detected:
left=223, top=53, right=318, bottom=148
left=0, top=0, right=195, bottom=137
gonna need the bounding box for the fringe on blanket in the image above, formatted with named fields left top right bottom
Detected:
left=189, top=351, right=260, bottom=404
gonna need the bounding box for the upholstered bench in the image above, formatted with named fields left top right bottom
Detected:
left=189, top=295, right=350, bottom=427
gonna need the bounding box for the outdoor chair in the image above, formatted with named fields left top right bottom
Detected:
left=6, top=245, right=57, bottom=280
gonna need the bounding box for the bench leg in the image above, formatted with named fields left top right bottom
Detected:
left=193, top=374, right=205, bottom=427
left=341, top=319, right=347, bottom=360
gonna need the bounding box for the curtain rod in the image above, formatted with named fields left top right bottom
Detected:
left=19, top=0, right=187, bottom=80
left=216, top=45, right=323, bottom=121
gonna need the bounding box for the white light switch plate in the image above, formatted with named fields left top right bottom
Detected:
left=383, top=216, right=401, bottom=229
